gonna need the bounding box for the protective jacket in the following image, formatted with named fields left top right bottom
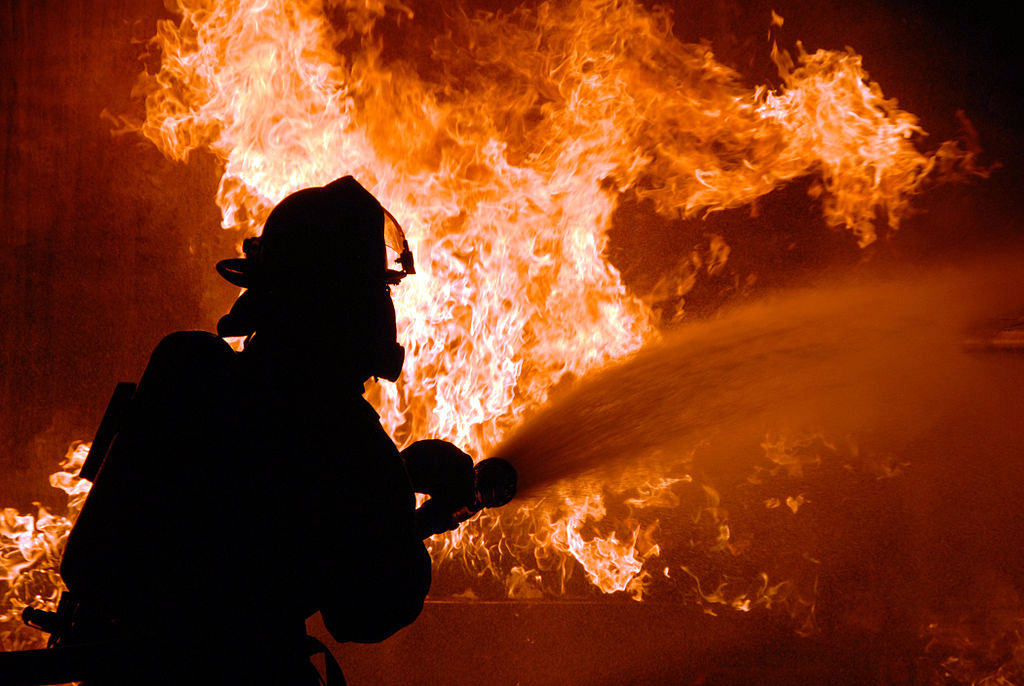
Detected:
left=60, top=330, right=430, bottom=684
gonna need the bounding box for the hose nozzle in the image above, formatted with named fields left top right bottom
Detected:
left=471, top=457, right=517, bottom=511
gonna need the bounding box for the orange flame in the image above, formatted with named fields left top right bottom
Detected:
left=124, top=0, right=978, bottom=600
left=0, top=0, right=986, bottom=651
left=1, top=442, right=89, bottom=651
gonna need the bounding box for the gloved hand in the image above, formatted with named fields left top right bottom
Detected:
left=401, top=440, right=475, bottom=538
left=401, top=441, right=518, bottom=538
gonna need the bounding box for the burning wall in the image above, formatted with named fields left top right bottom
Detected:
left=2, top=0, right=1023, bottom=682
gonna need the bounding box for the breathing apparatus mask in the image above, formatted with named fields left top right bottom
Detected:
left=215, top=176, right=415, bottom=382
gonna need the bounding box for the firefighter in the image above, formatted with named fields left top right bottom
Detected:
left=44, top=176, right=513, bottom=685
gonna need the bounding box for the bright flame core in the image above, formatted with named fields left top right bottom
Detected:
left=129, top=0, right=980, bottom=597
left=1, top=443, right=89, bottom=651
left=0, top=0, right=989, bottom=651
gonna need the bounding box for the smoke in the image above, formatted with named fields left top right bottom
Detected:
left=496, top=255, right=1024, bottom=496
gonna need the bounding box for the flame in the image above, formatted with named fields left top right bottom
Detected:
left=1, top=442, right=90, bottom=651
left=126, top=0, right=978, bottom=596
left=0, top=0, right=988, bottom=655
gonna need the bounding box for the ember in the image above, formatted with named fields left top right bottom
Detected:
left=1, top=0, right=1021, bottom=683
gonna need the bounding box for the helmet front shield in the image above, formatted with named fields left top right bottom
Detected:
left=383, top=208, right=415, bottom=286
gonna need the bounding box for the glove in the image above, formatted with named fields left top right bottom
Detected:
left=401, top=440, right=475, bottom=538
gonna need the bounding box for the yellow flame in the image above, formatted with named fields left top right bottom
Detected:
left=1, top=0, right=986, bottom=649
left=124, top=0, right=979, bottom=600
left=0, top=442, right=89, bottom=651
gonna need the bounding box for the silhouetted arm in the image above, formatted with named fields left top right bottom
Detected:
left=401, top=439, right=476, bottom=538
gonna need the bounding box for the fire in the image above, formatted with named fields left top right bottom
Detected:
left=0, top=0, right=988, bottom=657
left=126, top=0, right=978, bottom=595
left=1, top=443, right=89, bottom=651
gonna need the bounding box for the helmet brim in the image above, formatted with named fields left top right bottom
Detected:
left=216, top=258, right=252, bottom=288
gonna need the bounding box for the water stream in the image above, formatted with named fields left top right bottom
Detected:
left=494, top=258, right=1024, bottom=498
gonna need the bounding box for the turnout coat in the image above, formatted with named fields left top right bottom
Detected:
left=60, top=330, right=430, bottom=683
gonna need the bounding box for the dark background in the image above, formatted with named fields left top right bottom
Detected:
left=2, top=0, right=235, bottom=506
left=2, top=0, right=1020, bottom=508
left=2, top=2, right=1022, bottom=682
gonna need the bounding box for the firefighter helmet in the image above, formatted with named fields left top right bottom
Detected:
left=214, top=176, right=414, bottom=381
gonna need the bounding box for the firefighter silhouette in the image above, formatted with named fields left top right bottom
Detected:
left=22, top=177, right=515, bottom=685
